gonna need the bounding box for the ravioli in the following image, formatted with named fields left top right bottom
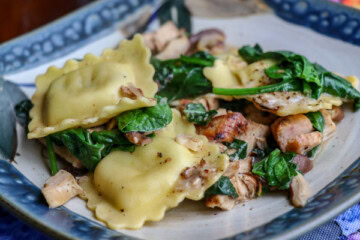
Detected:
left=79, top=109, right=229, bottom=229
left=203, top=52, right=276, bottom=89
left=203, top=52, right=358, bottom=116
left=28, top=34, right=157, bottom=139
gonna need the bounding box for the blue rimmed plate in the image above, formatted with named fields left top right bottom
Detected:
left=0, top=0, right=360, bottom=239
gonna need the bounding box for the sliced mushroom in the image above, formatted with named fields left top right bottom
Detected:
left=120, top=84, right=145, bottom=99
left=188, top=29, right=225, bottom=55
left=327, top=106, right=344, bottom=123
left=292, top=154, right=313, bottom=174
left=125, top=132, right=153, bottom=146
left=289, top=173, right=311, bottom=207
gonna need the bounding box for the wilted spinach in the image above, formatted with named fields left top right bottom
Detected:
left=252, top=149, right=298, bottom=190
left=45, top=136, right=59, bottom=176
left=50, top=128, right=135, bottom=171
left=214, top=44, right=360, bottom=111
left=153, top=52, right=215, bottom=102
left=183, top=103, right=217, bottom=125
left=224, top=139, right=248, bottom=161
left=305, top=111, right=325, bottom=132
left=116, top=96, right=172, bottom=132
left=205, top=176, right=239, bottom=199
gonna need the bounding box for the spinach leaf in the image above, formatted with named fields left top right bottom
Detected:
left=153, top=52, right=215, bottom=102
left=306, top=145, right=319, bottom=158
left=215, top=44, right=360, bottom=111
left=238, top=44, right=263, bottom=63
left=183, top=103, right=217, bottom=125
left=205, top=176, right=239, bottom=199
left=50, top=128, right=135, bottom=171
left=252, top=149, right=298, bottom=190
left=117, top=97, right=172, bottom=132
left=91, top=130, right=135, bottom=155
left=355, top=98, right=360, bottom=111
left=45, top=136, right=59, bottom=176
left=305, top=111, right=325, bottom=132
left=224, top=140, right=248, bottom=161
left=14, top=99, right=33, bottom=128
left=51, top=128, right=104, bottom=171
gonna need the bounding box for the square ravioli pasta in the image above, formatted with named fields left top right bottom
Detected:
left=28, top=34, right=158, bottom=139
left=78, top=109, right=229, bottom=229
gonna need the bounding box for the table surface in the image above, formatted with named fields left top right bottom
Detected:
left=1, top=0, right=360, bottom=240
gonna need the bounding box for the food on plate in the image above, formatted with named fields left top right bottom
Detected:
left=15, top=21, right=360, bottom=230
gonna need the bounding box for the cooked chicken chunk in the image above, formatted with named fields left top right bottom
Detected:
left=197, top=112, right=248, bottom=143
left=286, top=131, right=322, bottom=154
left=242, top=103, right=278, bottom=125
left=206, top=158, right=260, bottom=210
left=236, top=120, right=270, bottom=155
left=320, top=109, right=337, bottom=141
left=289, top=173, right=311, bottom=207
left=143, top=21, right=181, bottom=52
left=41, top=170, right=83, bottom=208
left=156, top=35, right=190, bottom=60
left=271, top=114, right=322, bottom=154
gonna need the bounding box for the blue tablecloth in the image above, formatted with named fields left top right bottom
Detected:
left=1, top=204, right=360, bottom=240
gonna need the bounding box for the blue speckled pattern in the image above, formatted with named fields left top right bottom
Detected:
left=264, top=0, right=360, bottom=45
left=0, top=0, right=155, bottom=75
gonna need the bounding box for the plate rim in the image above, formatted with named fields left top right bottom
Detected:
left=1, top=0, right=360, bottom=239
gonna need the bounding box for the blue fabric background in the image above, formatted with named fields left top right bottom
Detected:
left=1, top=204, right=359, bottom=240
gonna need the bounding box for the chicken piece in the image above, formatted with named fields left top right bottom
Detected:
left=286, top=132, right=322, bottom=154
left=327, top=106, right=344, bottom=123
left=237, top=120, right=270, bottom=155
left=205, top=158, right=260, bottom=210
left=320, top=109, right=337, bottom=141
left=125, top=132, right=152, bottom=146
left=197, top=112, right=248, bottom=143
left=271, top=114, right=321, bottom=154
left=142, top=21, right=181, bottom=53
left=142, top=31, right=156, bottom=51
left=154, top=21, right=181, bottom=52
left=242, top=103, right=278, bottom=125
left=38, top=138, right=84, bottom=169
left=289, top=173, right=311, bottom=207
left=175, top=134, right=204, bottom=152
left=41, top=170, right=83, bottom=208
left=156, top=35, right=190, bottom=60
left=292, top=154, right=313, bottom=174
